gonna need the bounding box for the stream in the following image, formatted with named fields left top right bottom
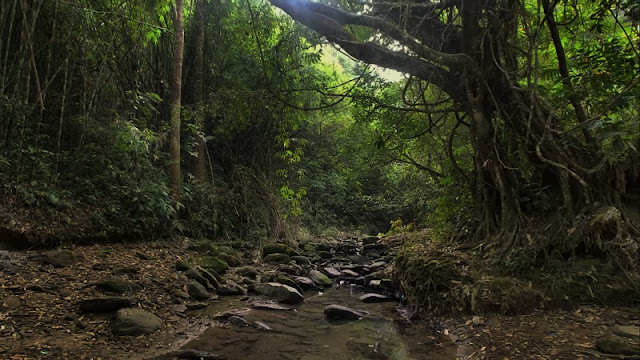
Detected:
left=177, top=284, right=457, bottom=360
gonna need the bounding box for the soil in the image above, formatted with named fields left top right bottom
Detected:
left=1, top=239, right=638, bottom=359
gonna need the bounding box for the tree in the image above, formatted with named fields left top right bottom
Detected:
left=270, top=0, right=639, bottom=268
left=169, top=0, right=185, bottom=204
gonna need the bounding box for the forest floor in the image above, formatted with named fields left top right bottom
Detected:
left=0, top=238, right=638, bottom=359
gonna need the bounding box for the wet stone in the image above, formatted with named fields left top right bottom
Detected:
left=111, top=308, right=162, bottom=336
left=359, top=293, right=392, bottom=303
left=228, top=315, right=249, bottom=328
left=323, top=267, right=341, bottom=278
left=254, top=282, right=304, bottom=304
left=188, top=280, right=210, bottom=300
left=324, top=304, right=369, bottom=320
left=308, top=270, right=332, bottom=286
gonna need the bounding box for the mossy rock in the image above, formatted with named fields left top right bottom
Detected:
left=175, top=260, right=191, bottom=271
left=263, top=253, right=291, bottom=264
left=43, top=249, right=78, bottom=268
left=317, top=251, right=332, bottom=259
left=197, top=256, right=229, bottom=274
left=217, top=253, right=242, bottom=267
left=276, top=276, right=304, bottom=293
left=263, top=244, right=290, bottom=257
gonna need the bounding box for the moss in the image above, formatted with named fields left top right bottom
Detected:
left=263, top=253, right=291, bottom=264
left=263, top=243, right=290, bottom=256
left=196, top=256, right=229, bottom=274
left=276, top=276, right=304, bottom=293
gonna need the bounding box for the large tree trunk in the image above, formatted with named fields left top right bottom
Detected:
left=169, top=0, right=185, bottom=204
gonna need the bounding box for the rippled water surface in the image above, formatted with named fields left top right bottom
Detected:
left=180, top=287, right=457, bottom=360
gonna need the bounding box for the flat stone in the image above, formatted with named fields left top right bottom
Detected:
left=96, top=279, right=142, bottom=295
left=253, top=321, right=272, bottom=331
left=78, top=297, right=133, bottom=312
left=217, top=281, right=246, bottom=295
left=323, top=304, right=369, bottom=320
left=228, top=315, right=249, bottom=327
left=112, top=308, right=162, bottom=336
left=341, top=269, right=360, bottom=278
left=250, top=301, right=291, bottom=311
left=323, top=267, right=341, bottom=278
left=368, top=261, right=387, bottom=272
left=359, top=293, right=392, bottom=303
left=254, top=282, right=304, bottom=304
left=43, top=250, right=77, bottom=268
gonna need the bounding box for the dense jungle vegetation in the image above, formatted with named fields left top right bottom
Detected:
left=1, top=0, right=639, bottom=303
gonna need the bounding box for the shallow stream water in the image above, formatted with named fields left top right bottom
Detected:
left=179, top=285, right=457, bottom=360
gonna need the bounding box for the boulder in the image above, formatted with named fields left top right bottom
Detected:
left=323, top=304, right=369, bottom=320
left=293, top=276, right=317, bottom=291
left=184, top=268, right=216, bottom=290
left=317, top=251, right=333, bottom=259
left=276, top=276, right=304, bottom=293
left=217, top=253, right=241, bottom=267
left=96, top=279, right=142, bottom=295
left=175, top=260, right=191, bottom=271
left=278, top=263, right=304, bottom=275
left=78, top=297, right=133, bottom=313
left=43, top=250, right=77, bottom=268
left=197, top=256, right=229, bottom=274
left=188, top=281, right=210, bottom=300
left=254, top=282, right=304, bottom=304
left=263, top=244, right=290, bottom=256
left=323, top=267, right=341, bottom=278
left=263, top=253, right=291, bottom=264
left=291, top=256, right=312, bottom=265
left=368, top=261, right=387, bottom=272
left=308, top=269, right=332, bottom=286
left=596, top=334, right=640, bottom=356
left=359, top=293, right=392, bottom=303
left=111, top=308, right=162, bottom=336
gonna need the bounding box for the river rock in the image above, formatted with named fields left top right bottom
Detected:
left=361, top=236, right=379, bottom=245
left=43, top=250, right=77, bottom=268
left=250, top=301, right=291, bottom=311
left=596, top=333, right=640, bottom=356
left=323, top=266, right=341, bottom=278
left=228, top=315, right=249, bottom=327
left=78, top=297, right=133, bottom=312
left=359, top=293, right=392, bottom=303
left=96, top=279, right=142, bottom=295
left=218, top=280, right=247, bottom=295
left=263, top=244, right=290, bottom=256
left=254, top=282, right=304, bottom=304
left=293, top=276, right=317, bottom=291
left=613, top=325, right=640, bottom=339
left=317, top=251, right=333, bottom=259
left=291, top=256, right=311, bottom=265
left=175, top=260, right=191, bottom=271
left=309, top=270, right=332, bottom=286
left=278, top=263, right=304, bottom=275
left=217, top=253, right=241, bottom=267
left=197, top=256, right=229, bottom=274
left=188, top=280, right=210, bottom=300
left=368, top=261, right=387, bottom=272
left=111, top=308, right=162, bottom=336
left=184, top=268, right=214, bottom=290
left=341, top=269, right=360, bottom=278
left=263, top=253, right=291, bottom=264
left=253, top=321, right=272, bottom=331
left=276, top=276, right=304, bottom=293
left=196, top=266, right=221, bottom=287
left=236, top=266, right=260, bottom=279
left=324, top=304, right=369, bottom=320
